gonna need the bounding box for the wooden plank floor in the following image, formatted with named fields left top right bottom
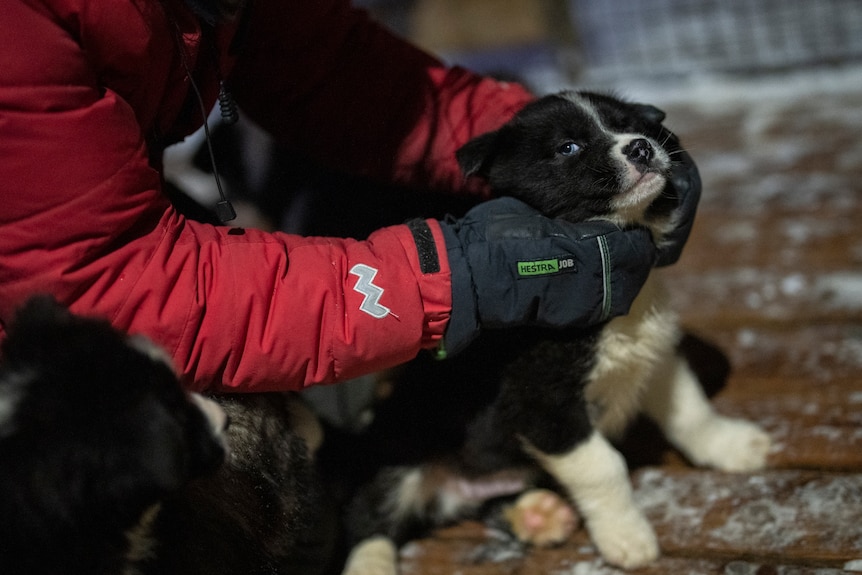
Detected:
left=398, top=68, right=862, bottom=574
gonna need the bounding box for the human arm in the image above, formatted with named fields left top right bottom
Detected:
left=228, top=0, right=535, bottom=197
left=0, top=0, right=456, bottom=392
left=0, top=0, right=673, bottom=393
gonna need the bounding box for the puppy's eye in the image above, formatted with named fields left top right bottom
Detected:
left=557, top=142, right=580, bottom=156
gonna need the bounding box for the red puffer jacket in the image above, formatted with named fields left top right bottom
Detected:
left=0, top=0, right=532, bottom=392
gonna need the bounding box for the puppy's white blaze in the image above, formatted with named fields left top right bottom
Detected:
left=557, top=95, right=670, bottom=228
left=559, top=92, right=610, bottom=135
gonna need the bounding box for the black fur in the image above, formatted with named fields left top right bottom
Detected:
left=456, top=92, right=678, bottom=225
left=0, top=296, right=226, bottom=575
left=0, top=297, right=337, bottom=575
left=150, top=393, right=338, bottom=575
left=321, top=91, right=684, bottom=553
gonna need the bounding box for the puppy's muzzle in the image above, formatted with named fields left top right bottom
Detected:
left=623, top=138, right=654, bottom=173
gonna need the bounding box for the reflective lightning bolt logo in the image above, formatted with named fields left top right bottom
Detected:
left=349, top=264, right=391, bottom=319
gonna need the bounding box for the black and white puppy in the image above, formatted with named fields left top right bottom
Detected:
left=0, top=295, right=228, bottom=574
left=0, top=297, right=336, bottom=575
left=331, top=91, right=772, bottom=573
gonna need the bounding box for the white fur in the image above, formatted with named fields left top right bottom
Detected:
left=341, top=536, right=398, bottom=575
left=525, top=432, right=659, bottom=569
left=123, top=503, right=162, bottom=575
left=189, top=393, right=229, bottom=445
left=607, top=134, right=671, bottom=226
left=586, top=275, right=680, bottom=438
left=640, top=354, right=771, bottom=471
left=386, top=466, right=527, bottom=528
left=126, top=335, right=231, bottom=450
left=560, top=92, right=608, bottom=132
left=385, top=468, right=426, bottom=524
left=340, top=93, right=773, bottom=573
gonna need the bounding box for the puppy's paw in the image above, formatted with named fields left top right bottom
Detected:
left=588, top=508, right=659, bottom=569
left=504, top=488, right=578, bottom=547
left=688, top=416, right=771, bottom=472
left=342, top=536, right=398, bottom=575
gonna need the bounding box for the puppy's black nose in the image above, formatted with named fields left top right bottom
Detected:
left=623, top=138, right=653, bottom=173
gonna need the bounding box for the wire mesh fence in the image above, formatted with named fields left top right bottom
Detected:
left=568, top=0, right=862, bottom=78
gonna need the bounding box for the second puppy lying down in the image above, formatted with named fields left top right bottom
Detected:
left=0, top=296, right=337, bottom=575
left=325, top=91, right=771, bottom=573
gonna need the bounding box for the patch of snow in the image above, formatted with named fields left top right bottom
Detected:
left=711, top=500, right=806, bottom=548
left=779, top=274, right=806, bottom=297
left=399, top=542, right=423, bottom=559
left=736, top=329, right=758, bottom=348
left=725, top=561, right=850, bottom=575
left=552, top=558, right=625, bottom=575
left=597, top=64, right=862, bottom=112
left=634, top=470, right=862, bottom=555
left=815, top=273, right=862, bottom=310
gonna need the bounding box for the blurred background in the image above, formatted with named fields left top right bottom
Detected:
left=363, top=0, right=862, bottom=91
left=165, top=0, right=862, bottom=239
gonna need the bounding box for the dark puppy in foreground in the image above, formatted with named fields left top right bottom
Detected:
left=330, top=91, right=771, bottom=573
left=0, top=297, right=335, bottom=575
left=0, top=296, right=227, bottom=574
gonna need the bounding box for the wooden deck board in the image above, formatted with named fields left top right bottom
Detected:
left=634, top=469, right=862, bottom=565
left=395, top=69, right=862, bottom=573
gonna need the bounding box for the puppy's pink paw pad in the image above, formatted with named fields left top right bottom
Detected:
left=504, top=488, right=578, bottom=547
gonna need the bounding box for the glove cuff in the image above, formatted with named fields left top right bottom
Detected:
left=437, top=221, right=480, bottom=358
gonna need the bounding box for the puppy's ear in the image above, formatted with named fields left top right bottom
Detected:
left=456, top=131, right=500, bottom=179
left=6, top=295, right=70, bottom=337
left=633, top=103, right=666, bottom=124
left=1, top=295, right=72, bottom=365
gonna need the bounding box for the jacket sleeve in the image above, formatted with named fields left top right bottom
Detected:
left=0, top=0, right=452, bottom=392
left=116, top=217, right=454, bottom=393
left=229, top=0, right=535, bottom=196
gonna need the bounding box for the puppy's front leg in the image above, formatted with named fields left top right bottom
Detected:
left=641, top=356, right=771, bottom=472
left=342, top=536, right=398, bottom=575
left=528, top=431, right=659, bottom=569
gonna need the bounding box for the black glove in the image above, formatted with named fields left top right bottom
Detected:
left=656, top=143, right=702, bottom=267
left=436, top=197, right=656, bottom=357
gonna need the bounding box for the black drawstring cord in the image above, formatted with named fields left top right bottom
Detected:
left=170, top=14, right=237, bottom=223
left=185, top=72, right=237, bottom=223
